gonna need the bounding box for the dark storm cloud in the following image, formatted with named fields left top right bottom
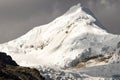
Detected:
left=0, top=0, right=120, bottom=43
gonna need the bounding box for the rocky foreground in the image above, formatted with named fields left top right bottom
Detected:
left=0, top=52, right=45, bottom=80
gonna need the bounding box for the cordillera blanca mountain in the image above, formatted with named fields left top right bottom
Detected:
left=0, top=3, right=120, bottom=80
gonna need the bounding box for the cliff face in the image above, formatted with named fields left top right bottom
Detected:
left=0, top=52, right=45, bottom=80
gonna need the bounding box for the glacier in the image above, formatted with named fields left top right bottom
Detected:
left=0, top=3, right=120, bottom=80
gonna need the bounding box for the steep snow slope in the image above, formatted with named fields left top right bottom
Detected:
left=0, top=4, right=120, bottom=68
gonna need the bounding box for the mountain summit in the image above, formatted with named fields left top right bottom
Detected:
left=0, top=4, right=120, bottom=69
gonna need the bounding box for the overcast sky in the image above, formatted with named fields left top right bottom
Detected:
left=0, top=0, right=120, bottom=43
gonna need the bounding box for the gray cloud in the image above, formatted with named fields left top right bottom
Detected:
left=85, top=0, right=120, bottom=34
left=0, top=0, right=120, bottom=43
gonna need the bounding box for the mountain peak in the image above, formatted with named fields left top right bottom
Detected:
left=52, top=3, right=106, bottom=31
left=64, top=3, right=82, bottom=15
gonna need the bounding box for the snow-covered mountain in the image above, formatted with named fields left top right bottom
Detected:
left=0, top=3, right=120, bottom=79
left=0, top=3, right=120, bottom=67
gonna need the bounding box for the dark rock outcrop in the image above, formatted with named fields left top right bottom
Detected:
left=0, top=52, right=18, bottom=67
left=0, top=52, right=45, bottom=80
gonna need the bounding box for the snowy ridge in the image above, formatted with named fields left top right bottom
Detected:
left=0, top=3, right=120, bottom=69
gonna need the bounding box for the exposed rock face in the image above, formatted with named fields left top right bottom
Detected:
left=0, top=52, right=18, bottom=66
left=0, top=52, right=45, bottom=80
left=109, top=42, right=120, bottom=63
